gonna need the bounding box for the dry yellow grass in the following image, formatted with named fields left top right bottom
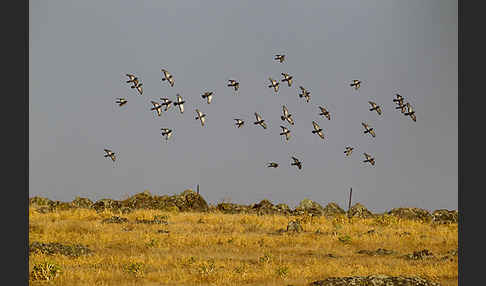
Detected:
left=29, top=207, right=457, bottom=286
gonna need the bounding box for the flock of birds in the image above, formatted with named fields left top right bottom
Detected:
left=104, top=54, right=417, bottom=172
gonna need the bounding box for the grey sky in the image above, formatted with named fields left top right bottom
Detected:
left=29, top=0, right=457, bottom=213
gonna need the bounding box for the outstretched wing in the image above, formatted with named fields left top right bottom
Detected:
left=255, top=112, right=262, bottom=121
left=291, top=156, right=299, bottom=163
left=368, top=101, right=376, bottom=108
left=312, top=121, right=320, bottom=131
left=370, top=129, right=376, bottom=137
left=361, top=122, right=368, bottom=129
left=282, top=105, right=289, bottom=117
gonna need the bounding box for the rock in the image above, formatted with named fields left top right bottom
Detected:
left=357, top=248, right=394, bottom=256
left=216, top=202, right=250, bottom=214
left=432, top=209, right=458, bottom=224
left=71, top=197, right=93, bottom=209
left=101, top=216, right=128, bottom=224
left=92, top=199, right=122, bottom=212
left=287, top=220, right=303, bottom=233
left=404, top=249, right=435, bottom=260
left=348, top=203, right=374, bottom=218
left=387, top=207, right=432, bottom=222
left=135, top=215, right=169, bottom=225
left=321, top=203, right=346, bottom=217
left=29, top=242, right=92, bottom=258
left=309, top=275, right=440, bottom=286
left=293, top=199, right=324, bottom=216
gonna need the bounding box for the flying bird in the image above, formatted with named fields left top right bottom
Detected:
left=115, top=98, right=127, bottom=107
left=126, top=74, right=138, bottom=84
left=201, top=92, right=213, bottom=104
left=291, top=156, right=302, bottom=170
left=274, top=54, right=286, bottom=63
left=363, top=153, right=375, bottom=166
left=299, top=86, right=311, bottom=102
left=228, top=79, right=239, bottom=91
left=267, top=162, right=279, bottom=168
left=104, top=149, right=116, bottom=162
left=281, top=73, right=293, bottom=87
left=344, top=146, right=354, bottom=157
left=312, top=121, right=325, bottom=139
left=195, top=109, right=206, bottom=126
left=160, top=128, right=173, bottom=141
left=161, top=69, right=174, bottom=87
left=361, top=122, right=376, bottom=138
left=234, top=119, right=244, bottom=128
left=150, top=101, right=163, bottom=116
left=404, top=103, right=416, bottom=122
left=368, top=101, right=382, bottom=115
left=396, top=101, right=407, bottom=114
left=160, top=98, right=173, bottom=111
left=393, top=94, right=404, bottom=104
left=173, top=94, right=185, bottom=113
left=131, top=80, right=143, bottom=95
left=350, top=80, right=361, bottom=90
left=268, top=77, right=279, bottom=93
left=281, top=105, right=294, bottom=125
left=280, top=126, right=291, bottom=141
left=318, top=106, right=331, bottom=120
left=254, top=112, right=267, bottom=129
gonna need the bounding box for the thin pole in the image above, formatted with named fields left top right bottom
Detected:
left=348, top=187, right=353, bottom=219
left=197, top=184, right=199, bottom=195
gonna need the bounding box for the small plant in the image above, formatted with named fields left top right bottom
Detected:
left=30, top=261, right=62, bottom=281
left=259, top=253, right=272, bottom=264
left=146, top=238, right=159, bottom=248
left=198, top=260, right=216, bottom=275
left=123, top=262, right=145, bottom=278
left=338, top=235, right=352, bottom=244
left=275, top=265, right=289, bottom=278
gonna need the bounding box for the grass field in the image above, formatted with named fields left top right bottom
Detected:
left=29, top=207, right=457, bottom=286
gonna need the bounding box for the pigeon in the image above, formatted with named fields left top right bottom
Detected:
left=363, top=153, right=375, bottom=166
left=318, top=106, right=331, bottom=120
left=312, top=121, right=325, bottom=139
left=131, top=80, right=143, bottom=95
left=173, top=94, right=185, bottom=113
left=291, top=156, right=302, bottom=170
left=396, top=102, right=407, bottom=114
left=281, top=105, right=295, bottom=125
left=201, top=92, right=213, bottom=104
left=115, top=98, right=127, bottom=107
left=195, top=109, right=206, bottom=126
left=404, top=103, right=416, bottom=122
left=281, top=73, right=293, bottom=87
left=361, top=122, right=376, bottom=138
left=160, top=128, right=173, bottom=141
left=299, top=86, right=311, bottom=102
left=267, top=162, right=279, bottom=168
left=228, top=79, right=239, bottom=91
left=254, top=112, right=267, bottom=129
left=126, top=74, right=138, bottom=84
left=344, top=146, right=354, bottom=157
left=234, top=119, right=244, bottom=128
left=161, top=69, right=174, bottom=87
left=104, top=149, right=116, bottom=162
left=160, top=98, right=173, bottom=111
left=280, top=126, right=291, bottom=141
left=274, top=54, right=286, bottom=63
left=393, top=94, right=404, bottom=105
left=368, top=101, right=382, bottom=115
left=268, top=77, right=279, bottom=93
left=350, top=80, right=361, bottom=90
left=150, top=101, right=163, bottom=116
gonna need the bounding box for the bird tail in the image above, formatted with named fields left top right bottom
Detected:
left=281, top=116, right=285, bottom=121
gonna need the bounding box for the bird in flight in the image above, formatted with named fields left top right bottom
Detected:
left=393, top=94, right=404, bottom=105
left=173, top=94, right=185, bottom=113
left=280, top=126, right=291, bottom=141
left=254, top=112, right=267, bottom=129
left=363, top=153, right=375, bottom=166
left=268, top=77, right=279, bottom=93
left=312, top=121, right=325, bottom=139
left=404, top=103, right=416, bottom=122
left=368, top=101, right=382, bottom=115
left=396, top=101, right=407, bottom=114
left=150, top=101, right=163, bottom=116
left=291, top=156, right=302, bottom=170
left=195, top=109, right=206, bottom=126
left=126, top=74, right=138, bottom=84
left=344, top=146, right=354, bottom=157
left=228, top=79, right=239, bottom=91
left=281, top=105, right=295, bottom=125
left=160, top=98, right=173, bottom=111
left=318, top=106, right=331, bottom=120
left=234, top=119, right=244, bottom=128
left=350, top=80, right=361, bottom=90
left=361, top=122, right=376, bottom=138
left=160, top=128, right=173, bottom=141
left=104, top=149, right=116, bottom=162
left=201, top=92, right=213, bottom=104
left=274, top=54, right=285, bottom=63
left=267, top=162, right=279, bottom=168
left=115, top=98, right=128, bottom=107
left=131, top=80, right=143, bottom=95
left=161, top=69, right=175, bottom=87
left=299, top=86, right=311, bottom=103
left=281, top=73, right=293, bottom=87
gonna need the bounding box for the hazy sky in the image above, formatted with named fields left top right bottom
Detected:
left=29, top=0, right=457, bottom=212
